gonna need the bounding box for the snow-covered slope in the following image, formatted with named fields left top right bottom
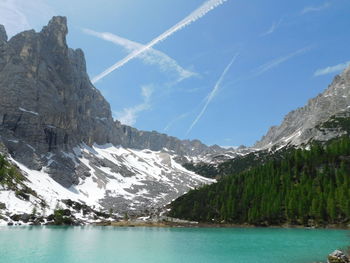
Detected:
left=0, top=144, right=214, bottom=224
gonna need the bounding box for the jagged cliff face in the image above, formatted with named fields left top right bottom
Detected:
left=0, top=17, right=114, bottom=167
left=112, top=124, right=224, bottom=156
left=0, top=17, right=219, bottom=215
left=255, top=66, right=350, bottom=149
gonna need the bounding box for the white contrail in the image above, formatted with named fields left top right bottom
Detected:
left=83, top=28, right=196, bottom=82
left=186, top=53, right=239, bottom=135
left=301, top=2, right=330, bottom=15
left=92, top=0, right=228, bottom=84
left=255, top=46, right=311, bottom=76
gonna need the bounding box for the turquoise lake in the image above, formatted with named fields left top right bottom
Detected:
left=0, top=226, right=348, bottom=263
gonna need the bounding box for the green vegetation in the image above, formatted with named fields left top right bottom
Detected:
left=52, top=209, right=74, bottom=225
left=0, top=154, right=26, bottom=188
left=0, top=153, right=42, bottom=203
left=31, top=206, right=37, bottom=216
left=183, top=162, right=218, bottom=178
left=317, top=111, right=350, bottom=132
left=170, top=136, right=350, bottom=226
left=186, top=110, right=350, bottom=180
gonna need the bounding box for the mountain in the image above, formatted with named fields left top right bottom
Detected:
left=182, top=66, right=350, bottom=179
left=0, top=17, right=220, bottom=224
left=255, top=66, right=350, bottom=149
left=0, top=16, right=224, bottom=178
left=169, top=66, right=350, bottom=227
left=169, top=135, right=350, bottom=226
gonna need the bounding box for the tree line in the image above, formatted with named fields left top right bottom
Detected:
left=169, top=136, right=350, bottom=226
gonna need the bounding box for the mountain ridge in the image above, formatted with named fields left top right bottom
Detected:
left=255, top=66, right=350, bottom=149
left=179, top=65, right=350, bottom=179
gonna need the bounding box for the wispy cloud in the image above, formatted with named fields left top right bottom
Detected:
left=114, top=85, right=154, bottom=126
left=92, top=0, right=228, bottom=84
left=0, top=0, right=53, bottom=38
left=186, top=52, right=239, bottom=135
left=255, top=46, right=311, bottom=76
left=261, top=18, right=283, bottom=37
left=83, top=29, right=197, bottom=82
left=301, top=2, right=331, bottom=15
left=314, top=61, right=350, bottom=76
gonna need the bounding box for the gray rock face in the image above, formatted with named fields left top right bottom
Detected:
left=0, top=25, right=8, bottom=73
left=0, top=25, right=7, bottom=42
left=0, top=17, right=114, bottom=180
left=112, top=124, right=224, bottom=156
left=0, top=16, right=222, bottom=187
left=255, top=65, right=350, bottom=149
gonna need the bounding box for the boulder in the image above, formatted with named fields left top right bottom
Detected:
left=10, top=213, right=31, bottom=223
left=328, top=250, right=350, bottom=263
left=0, top=202, right=6, bottom=209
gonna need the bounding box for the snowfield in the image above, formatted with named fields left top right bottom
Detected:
left=0, top=143, right=214, bottom=224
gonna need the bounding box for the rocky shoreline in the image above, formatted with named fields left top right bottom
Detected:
left=0, top=199, right=116, bottom=226
left=3, top=211, right=350, bottom=229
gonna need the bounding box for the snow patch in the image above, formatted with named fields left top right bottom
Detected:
left=1, top=143, right=214, bottom=218
left=19, top=107, right=39, bottom=116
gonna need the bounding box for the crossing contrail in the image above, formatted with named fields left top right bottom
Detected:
left=83, top=28, right=196, bottom=82
left=92, top=0, right=228, bottom=84
left=186, top=52, right=239, bottom=135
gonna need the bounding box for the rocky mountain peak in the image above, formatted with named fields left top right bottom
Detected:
left=342, top=64, right=350, bottom=81
left=46, top=16, right=68, bottom=32
left=40, top=16, right=68, bottom=48
left=254, top=65, right=350, bottom=149
left=0, top=25, right=7, bottom=42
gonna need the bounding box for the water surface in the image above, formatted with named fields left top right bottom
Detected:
left=0, top=226, right=348, bottom=263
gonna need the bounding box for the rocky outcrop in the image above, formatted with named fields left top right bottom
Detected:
left=327, top=250, right=350, bottom=263
left=0, top=25, right=7, bottom=42
left=112, top=122, right=224, bottom=156
left=0, top=16, right=224, bottom=187
left=255, top=66, right=350, bottom=149
left=0, top=17, right=114, bottom=171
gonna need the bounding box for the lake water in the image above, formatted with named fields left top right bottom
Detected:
left=0, top=226, right=348, bottom=263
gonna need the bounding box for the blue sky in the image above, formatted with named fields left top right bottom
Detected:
left=1, top=0, right=350, bottom=147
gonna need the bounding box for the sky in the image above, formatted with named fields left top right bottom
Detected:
left=0, top=0, right=350, bottom=147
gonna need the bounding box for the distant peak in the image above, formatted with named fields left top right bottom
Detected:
left=40, top=16, right=68, bottom=47
left=0, top=24, right=7, bottom=42
left=46, top=16, right=68, bottom=34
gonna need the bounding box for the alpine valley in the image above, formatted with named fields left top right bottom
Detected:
left=0, top=16, right=349, bottom=231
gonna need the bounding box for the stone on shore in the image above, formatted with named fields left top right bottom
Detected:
left=327, top=250, right=350, bottom=263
